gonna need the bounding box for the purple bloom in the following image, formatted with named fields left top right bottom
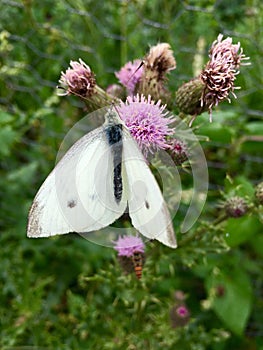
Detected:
left=170, top=303, right=191, bottom=328
left=176, top=305, right=190, bottom=318
left=115, top=59, right=144, bottom=95
left=176, top=34, right=250, bottom=125
left=113, top=235, right=145, bottom=257
left=118, top=94, right=175, bottom=156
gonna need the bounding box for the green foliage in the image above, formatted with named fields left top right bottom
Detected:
left=206, top=266, right=253, bottom=335
left=1, top=1, right=263, bottom=349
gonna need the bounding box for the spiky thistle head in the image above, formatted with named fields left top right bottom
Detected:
left=118, top=94, right=175, bottom=156
left=113, top=235, right=145, bottom=278
left=58, top=59, right=96, bottom=97
left=170, top=303, right=191, bottom=328
left=58, top=59, right=116, bottom=111
left=176, top=34, right=250, bottom=125
left=113, top=235, right=145, bottom=257
left=224, top=196, right=248, bottom=218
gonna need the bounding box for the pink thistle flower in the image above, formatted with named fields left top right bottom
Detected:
left=176, top=34, right=250, bottom=125
left=170, top=303, right=191, bottom=328
left=209, top=34, right=250, bottom=70
left=118, top=94, right=175, bottom=156
left=200, top=34, right=250, bottom=121
left=113, top=235, right=145, bottom=257
left=176, top=305, right=190, bottom=318
left=115, top=59, right=144, bottom=95
left=58, top=59, right=96, bottom=97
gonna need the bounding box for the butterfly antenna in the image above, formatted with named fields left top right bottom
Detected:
left=126, top=60, right=144, bottom=86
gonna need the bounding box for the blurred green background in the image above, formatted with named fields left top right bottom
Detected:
left=1, top=1, right=263, bottom=349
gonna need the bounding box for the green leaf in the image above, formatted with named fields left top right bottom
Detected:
left=241, top=122, right=263, bottom=153
left=224, top=216, right=262, bottom=247
left=249, top=233, right=263, bottom=258
left=7, top=161, right=38, bottom=185
left=245, top=122, right=263, bottom=135
left=206, top=268, right=253, bottom=335
left=0, top=110, right=15, bottom=124
left=0, top=125, right=19, bottom=157
left=224, top=175, right=255, bottom=197
left=196, top=111, right=236, bottom=143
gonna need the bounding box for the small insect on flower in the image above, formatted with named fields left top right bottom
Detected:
left=114, top=235, right=146, bottom=279
left=131, top=251, right=145, bottom=279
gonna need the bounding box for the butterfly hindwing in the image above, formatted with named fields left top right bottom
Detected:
left=122, top=129, right=177, bottom=248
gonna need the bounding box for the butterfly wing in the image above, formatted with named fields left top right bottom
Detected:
left=27, top=126, right=128, bottom=237
left=122, top=129, right=177, bottom=248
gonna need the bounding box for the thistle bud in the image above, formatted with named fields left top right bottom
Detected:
left=168, top=138, right=189, bottom=166
left=224, top=196, right=248, bottom=218
left=170, top=304, right=190, bottom=328
left=255, top=182, right=263, bottom=205
left=175, top=77, right=205, bottom=116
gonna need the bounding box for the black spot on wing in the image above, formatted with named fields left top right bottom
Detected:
left=67, top=199, right=76, bottom=208
left=145, top=200, right=150, bottom=209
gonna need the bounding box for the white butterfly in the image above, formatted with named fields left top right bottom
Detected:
left=27, top=107, right=177, bottom=248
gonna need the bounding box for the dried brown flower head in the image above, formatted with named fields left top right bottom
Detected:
left=137, top=43, right=176, bottom=103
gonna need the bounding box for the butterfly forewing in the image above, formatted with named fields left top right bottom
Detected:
left=27, top=125, right=128, bottom=237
